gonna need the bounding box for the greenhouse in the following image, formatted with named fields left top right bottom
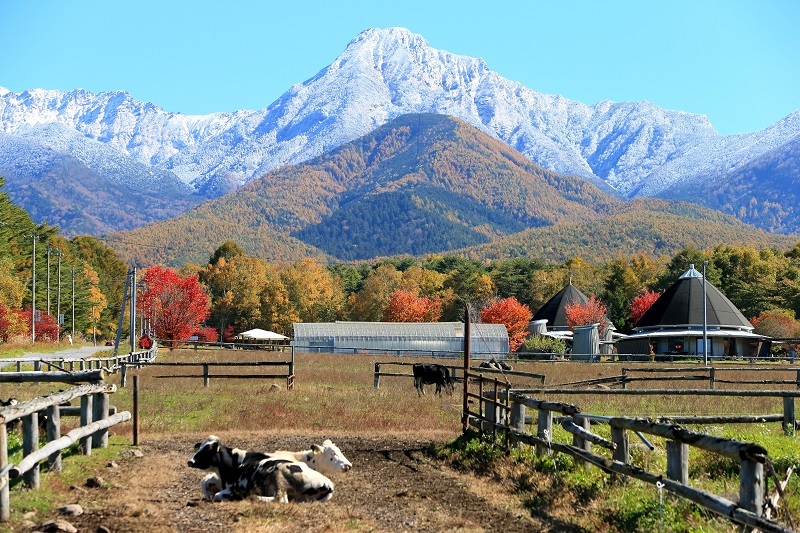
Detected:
left=291, top=321, right=509, bottom=358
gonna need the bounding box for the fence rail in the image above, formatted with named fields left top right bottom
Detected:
left=0, top=383, right=128, bottom=521
left=463, top=375, right=797, bottom=532
left=122, top=360, right=296, bottom=389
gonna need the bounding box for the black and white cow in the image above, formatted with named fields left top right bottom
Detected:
left=214, top=456, right=334, bottom=503
left=188, top=435, right=270, bottom=496
left=188, top=436, right=334, bottom=503
left=0, top=398, right=19, bottom=432
left=412, top=363, right=455, bottom=397
left=198, top=439, right=352, bottom=500
left=479, top=360, right=513, bottom=371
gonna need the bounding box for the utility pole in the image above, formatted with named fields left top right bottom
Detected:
left=129, top=267, right=137, bottom=348
left=703, top=260, right=709, bottom=366
left=71, top=267, right=75, bottom=339
left=46, top=247, right=51, bottom=316
left=31, top=234, right=36, bottom=343
left=56, top=248, right=62, bottom=342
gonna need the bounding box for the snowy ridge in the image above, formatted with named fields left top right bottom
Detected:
left=1, top=27, right=798, bottom=202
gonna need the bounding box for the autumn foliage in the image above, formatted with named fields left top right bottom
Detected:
left=630, top=289, right=662, bottom=326
left=384, top=290, right=443, bottom=322
left=751, top=311, right=800, bottom=339
left=480, top=297, right=532, bottom=352
left=565, top=296, right=608, bottom=335
left=139, top=266, right=210, bottom=345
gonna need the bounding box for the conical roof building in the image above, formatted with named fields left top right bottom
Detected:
left=532, top=282, right=589, bottom=331
left=617, top=265, right=768, bottom=358
left=635, top=265, right=751, bottom=330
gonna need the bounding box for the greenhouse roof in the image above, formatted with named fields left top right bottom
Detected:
left=293, top=321, right=508, bottom=339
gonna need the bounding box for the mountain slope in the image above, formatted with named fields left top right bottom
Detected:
left=111, top=114, right=620, bottom=266
left=2, top=29, right=798, bottom=202
left=0, top=131, right=204, bottom=235
left=459, top=199, right=798, bottom=263
left=659, top=135, right=800, bottom=233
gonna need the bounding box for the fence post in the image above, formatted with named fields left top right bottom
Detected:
left=709, top=367, right=715, bottom=390
left=203, top=364, right=210, bottom=387
left=133, top=375, right=140, bottom=447
left=739, top=460, right=764, bottom=518
left=92, top=392, right=110, bottom=448
left=46, top=404, right=62, bottom=471
left=80, top=395, right=93, bottom=455
left=34, top=360, right=41, bottom=372
left=573, top=416, right=592, bottom=467
left=374, top=363, right=380, bottom=389
left=0, top=423, right=9, bottom=521
left=121, top=362, right=127, bottom=387
left=510, top=397, right=525, bottom=449
left=666, top=441, right=689, bottom=484
left=622, top=368, right=628, bottom=390
left=22, top=413, right=40, bottom=488
left=611, top=426, right=629, bottom=484
left=536, top=409, right=552, bottom=457
left=783, top=397, right=795, bottom=436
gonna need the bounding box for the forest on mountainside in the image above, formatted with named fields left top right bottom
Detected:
left=110, top=114, right=621, bottom=266
left=4, top=162, right=800, bottom=348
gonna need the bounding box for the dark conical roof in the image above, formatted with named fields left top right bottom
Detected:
left=533, top=283, right=589, bottom=328
left=635, top=265, right=752, bottom=330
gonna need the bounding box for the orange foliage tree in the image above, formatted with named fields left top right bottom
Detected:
left=751, top=311, right=800, bottom=338
left=565, top=296, right=608, bottom=335
left=480, top=297, right=532, bottom=352
left=139, top=266, right=210, bottom=345
left=630, top=289, right=662, bottom=325
left=384, top=290, right=442, bottom=322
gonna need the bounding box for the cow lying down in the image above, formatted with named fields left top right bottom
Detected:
left=189, top=436, right=341, bottom=503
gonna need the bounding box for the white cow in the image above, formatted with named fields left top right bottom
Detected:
left=268, top=439, right=352, bottom=476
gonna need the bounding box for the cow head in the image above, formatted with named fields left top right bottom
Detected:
left=188, top=435, right=222, bottom=470
left=308, top=439, right=352, bottom=475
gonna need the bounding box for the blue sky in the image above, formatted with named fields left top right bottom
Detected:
left=2, top=0, right=798, bottom=135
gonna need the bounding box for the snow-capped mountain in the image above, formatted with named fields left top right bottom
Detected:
left=1, top=27, right=798, bottom=232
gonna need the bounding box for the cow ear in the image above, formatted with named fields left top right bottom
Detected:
left=288, top=464, right=303, bottom=474
left=311, top=444, right=323, bottom=454
left=194, top=442, right=202, bottom=450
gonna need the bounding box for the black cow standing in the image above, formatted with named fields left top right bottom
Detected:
left=412, top=364, right=455, bottom=397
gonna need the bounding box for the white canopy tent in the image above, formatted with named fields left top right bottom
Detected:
left=235, top=328, right=289, bottom=341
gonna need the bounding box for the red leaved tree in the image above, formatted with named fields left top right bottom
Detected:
left=139, top=266, right=210, bottom=347
left=751, top=311, right=800, bottom=338
left=192, top=326, right=219, bottom=343
left=383, top=290, right=443, bottom=322
left=565, top=296, right=608, bottom=335
left=480, top=297, right=532, bottom=352
left=630, top=289, right=662, bottom=325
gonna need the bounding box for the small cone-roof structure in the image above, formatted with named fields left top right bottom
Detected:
left=532, top=282, right=589, bottom=330
left=635, top=264, right=752, bottom=331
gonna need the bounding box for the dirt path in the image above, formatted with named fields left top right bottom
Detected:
left=60, top=434, right=577, bottom=532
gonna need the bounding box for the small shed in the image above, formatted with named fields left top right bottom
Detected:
left=291, top=321, right=509, bottom=358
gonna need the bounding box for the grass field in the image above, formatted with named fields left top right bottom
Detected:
left=2, top=347, right=800, bottom=531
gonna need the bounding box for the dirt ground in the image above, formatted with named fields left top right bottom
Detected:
left=37, top=432, right=581, bottom=533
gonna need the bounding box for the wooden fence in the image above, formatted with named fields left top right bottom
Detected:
left=0, top=346, right=158, bottom=375
left=121, top=360, right=295, bottom=389
left=463, top=372, right=797, bottom=532
left=372, top=361, right=546, bottom=390
left=0, top=378, right=129, bottom=522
